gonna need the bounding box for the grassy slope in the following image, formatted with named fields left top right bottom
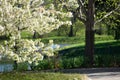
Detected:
left=59, top=40, right=119, bottom=50
left=0, top=72, right=85, bottom=80
left=58, top=40, right=120, bottom=57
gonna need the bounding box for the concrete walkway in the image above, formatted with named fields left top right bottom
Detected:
left=59, top=68, right=120, bottom=80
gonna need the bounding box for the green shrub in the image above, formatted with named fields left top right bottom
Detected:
left=94, top=54, right=120, bottom=67
left=36, top=59, right=55, bottom=70
left=17, top=62, right=28, bottom=71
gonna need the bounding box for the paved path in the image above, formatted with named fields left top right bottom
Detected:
left=59, top=68, right=120, bottom=80
left=87, top=72, right=120, bottom=80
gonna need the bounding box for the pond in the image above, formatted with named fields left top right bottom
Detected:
left=0, top=64, right=13, bottom=72
left=51, top=44, right=70, bottom=49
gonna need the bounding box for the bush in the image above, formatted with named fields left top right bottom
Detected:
left=94, top=54, right=120, bottom=67
left=16, top=62, right=28, bottom=71
left=35, top=59, right=55, bottom=70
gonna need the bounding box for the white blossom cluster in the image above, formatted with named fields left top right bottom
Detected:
left=59, top=0, right=79, bottom=10
left=0, top=25, right=4, bottom=33
left=0, top=37, right=59, bottom=65
left=66, top=0, right=79, bottom=9
left=0, top=0, right=69, bottom=65
left=0, top=0, right=72, bottom=36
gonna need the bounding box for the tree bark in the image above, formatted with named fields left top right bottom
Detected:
left=68, top=25, right=74, bottom=37
left=68, top=12, right=76, bottom=37
left=85, top=0, right=95, bottom=66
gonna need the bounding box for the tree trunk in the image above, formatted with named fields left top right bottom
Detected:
left=85, top=0, right=95, bottom=66
left=114, top=29, right=120, bottom=40
left=33, top=30, right=37, bottom=39
left=68, top=25, right=74, bottom=37
left=107, top=26, right=111, bottom=35
left=68, top=12, right=76, bottom=37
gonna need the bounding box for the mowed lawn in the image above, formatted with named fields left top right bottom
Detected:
left=0, top=72, right=87, bottom=80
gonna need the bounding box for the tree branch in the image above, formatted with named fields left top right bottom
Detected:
left=95, top=4, right=120, bottom=25
left=77, top=0, right=87, bottom=16
left=77, top=16, right=86, bottom=24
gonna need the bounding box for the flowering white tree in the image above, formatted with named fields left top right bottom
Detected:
left=0, top=0, right=71, bottom=37
left=0, top=0, right=71, bottom=68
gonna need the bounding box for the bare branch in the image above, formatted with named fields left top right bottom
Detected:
left=77, top=0, right=87, bottom=15
left=95, top=4, right=120, bottom=25
left=76, top=6, right=86, bottom=24
left=77, top=0, right=85, bottom=6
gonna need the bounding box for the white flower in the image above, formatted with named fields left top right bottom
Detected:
left=67, top=12, right=73, bottom=17
left=49, top=40, right=53, bottom=44
left=0, top=25, right=4, bottom=32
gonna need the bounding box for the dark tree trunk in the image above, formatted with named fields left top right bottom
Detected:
left=13, top=61, right=18, bottom=70
left=114, top=29, right=120, bottom=40
left=85, top=27, right=94, bottom=66
left=107, top=26, right=111, bottom=35
left=68, top=25, right=74, bottom=37
left=68, top=12, right=76, bottom=37
left=33, top=30, right=37, bottom=39
left=85, top=0, right=95, bottom=66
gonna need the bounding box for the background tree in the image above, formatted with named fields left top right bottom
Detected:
left=103, top=11, right=120, bottom=40
left=53, top=0, right=78, bottom=37
left=55, top=0, right=120, bottom=66
left=95, top=0, right=120, bottom=40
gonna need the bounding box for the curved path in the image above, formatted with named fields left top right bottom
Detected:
left=59, top=68, right=120, bottom=80
left=87, top=72, right=120, bottom=80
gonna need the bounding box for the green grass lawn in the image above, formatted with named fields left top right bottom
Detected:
left=41, top=35, right=114, bottom=44
left=0, top=72, right=86, bottom=80
left=59, top=40, right=120, bottom=55
left=58, top=40, right=119, bottom=51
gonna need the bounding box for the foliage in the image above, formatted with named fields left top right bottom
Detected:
left=16, top=62, right=29, bottom=71
left=104, top=12, right=120, bottom=40
left=95, top=0, right=120, bottom=39
left=35, top=58, right=55, bottom=70
left=34, top=54, right=120, bottom=70
left=95, top=0, right=119, bottom=19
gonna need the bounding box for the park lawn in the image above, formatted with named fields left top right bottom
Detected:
left=58, top=40, right=119, bottom=51
left=41, top=35, right=114, bottom=44
left=0, top=72, right=86, bottom=80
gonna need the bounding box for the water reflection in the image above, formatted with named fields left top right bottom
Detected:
left=0, top=64, right=13, bottom=72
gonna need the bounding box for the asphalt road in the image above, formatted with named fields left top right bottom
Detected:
left=59, top=68, right=120, bottom=80
left=87, top=72, right=120, bottom=80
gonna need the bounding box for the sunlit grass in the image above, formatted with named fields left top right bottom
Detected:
left=41, top=35, right=114, bottom=44
left=58, top=40, right=119, bottom=51
left=0, top=72, right=86, bottom=80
